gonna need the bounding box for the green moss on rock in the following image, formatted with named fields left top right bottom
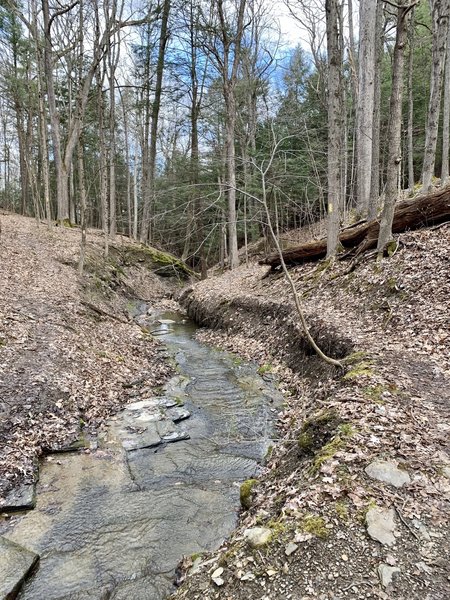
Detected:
left=240, top=478, right=258, bottom=510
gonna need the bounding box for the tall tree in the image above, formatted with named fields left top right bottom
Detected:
left=140, top=0, right=171, bottom=243
left=356, top=0, right=378, bottom=218
left=421, top=0, right=450, bottom=192
left=325, top=0, right=343, bottom=257
left=377, top=1, right=410, bottom=253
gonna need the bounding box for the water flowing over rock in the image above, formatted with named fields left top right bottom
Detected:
left=0, top=311, right=282, bottom=599
left=0, top=536, right=39, bottom=600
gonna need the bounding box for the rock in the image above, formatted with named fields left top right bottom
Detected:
left=0, top=536, right=39, bottom=599
left=411, top=519, right=431, bottom=541
left=243, top=527, right=272, bottom=548
left=167, top=408, right=190, bottom=423
left=442, top=466, right=450, bottom=479
left=0, top=483, right=36, bottom=513
left=365, top=460, right=411, bottom=488
left=366, top=507, right=397, bottom=546
left=121, top=423, right=161, bottom=451
left=161, top=431, right=190, bottom=443
left=377, top=563, right=400, bottom=588
left=211, top=566, right=224, bottom=586
left=285, top=542, right=298, bottom=556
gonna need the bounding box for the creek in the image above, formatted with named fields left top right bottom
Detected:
left=1, top=308, right=282, bottom=599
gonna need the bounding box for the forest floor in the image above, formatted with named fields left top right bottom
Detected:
left=173, top=224, right=450, bottom=600
left=0, top=213, right=180, bottom=503
left=1, top=214, right=449, bottom=599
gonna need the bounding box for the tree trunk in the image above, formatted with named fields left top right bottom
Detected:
left=421, top=0, right=450, bottom=192
left=261, top=188, right=450, bottom=267
left=325, top=0, right=344, bottom=257
left=441, top=19, right=450, bottom=184
left=356, top=0, right=378, bottom=218
left=140, top=0, right=171, bottom=243
left=368, top=1, right=384, bottom=220
left=407, top=8, right=416, bottom=192
left=377, top=3, right=409, bottom=254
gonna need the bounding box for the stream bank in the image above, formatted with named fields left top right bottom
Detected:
left=173, top=229, right=450, bottom=600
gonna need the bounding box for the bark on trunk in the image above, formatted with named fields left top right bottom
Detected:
left=140, top=0, right=171, bottom=243
left=421, top=0, right=450, bottom=192
left=356, top=0, right=378, bottom=218
left=377, top=3, right=408, bottom=254
left=325, top=0, right=344, bottom=257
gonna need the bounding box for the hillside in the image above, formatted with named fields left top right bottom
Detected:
left=174, top=223, right=450, bottom=599
left=0, top=213, right=180, bottom=502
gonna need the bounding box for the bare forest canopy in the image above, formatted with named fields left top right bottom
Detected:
left=1, top=0, right=450, bottom=270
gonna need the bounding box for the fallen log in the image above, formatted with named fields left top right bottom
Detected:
left=260, top=187, right=450, bottom=268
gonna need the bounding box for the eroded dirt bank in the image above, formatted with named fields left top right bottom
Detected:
left=174, top=226, right=450, bottom=600
left=0, top=213, right=180, bottom=503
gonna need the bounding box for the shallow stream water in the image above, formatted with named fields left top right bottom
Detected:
left=1, top=309, right=282, bottom=599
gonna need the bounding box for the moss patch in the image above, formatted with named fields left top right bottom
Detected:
left=240, top=478, right=258, bottom=510
left=300, top=514, right=329, bottom=538
left=298, top=411, right=342, bottom=456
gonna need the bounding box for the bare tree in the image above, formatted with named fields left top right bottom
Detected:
left=377, top=1, right=411, bottom=254
left=441, top=18, right=450, bottom=185
left=421, top=0, right=450, bottom=193
left=140, top=0, right=171, bottom=243
left=356, top=0, right=378, bottom=219
left=325, top=0, right=344, bottom=257
left=200, top=0, right=248, bottom=269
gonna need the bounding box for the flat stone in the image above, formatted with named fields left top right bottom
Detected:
left=161, top=431, right=190, bottom=444
left=365, top=460, right=411, bottom=488
left=377, top=563, right=400, bottom=588
left=285, top=542, right=298, bottom=556
left=243, top=527, right=272, bottom=548
left=0, top=536, right=39, bottom=599
left=125, top=399, right=159, bottom=412
left=167, top=408, right=190, bottom=423
left=121, top=423, right=161, bottom=451
left=366, top=507, right=397, bottom=546
left=0, top=483, right=36, bottom=512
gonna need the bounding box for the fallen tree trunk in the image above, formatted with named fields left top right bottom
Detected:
left=261, top=188, right=450, bottom=268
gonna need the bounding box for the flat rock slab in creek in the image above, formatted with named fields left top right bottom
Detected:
left=0, top=483, right=36, bottom=513
left=0, top=535, right=39, bottom=600
left=365, top=460, right=411, bottom=488
left=0, top=313, right=282, bottom=600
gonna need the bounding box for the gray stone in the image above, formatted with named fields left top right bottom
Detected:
left=0, top=535, right=39, bottom=599
left=285, top=542, right=298, bottom=556
left=243, top=527, right=272, bottom=548
left=0, top=483, right=36, bottom=512
left=366, top=507, right=397, bottom=546
left=161, top=431, right=190, bottom=443
left=365, top=460, right=411, bottom=488
left=377, top=563, right=400, bottom=588
left=121, top=423, right=161, bottom=451
left=168, top=408, right=190, bottom=423
left=442, top=466, right=450, bottom=479
left=156, top=419, right=176, bottom=438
